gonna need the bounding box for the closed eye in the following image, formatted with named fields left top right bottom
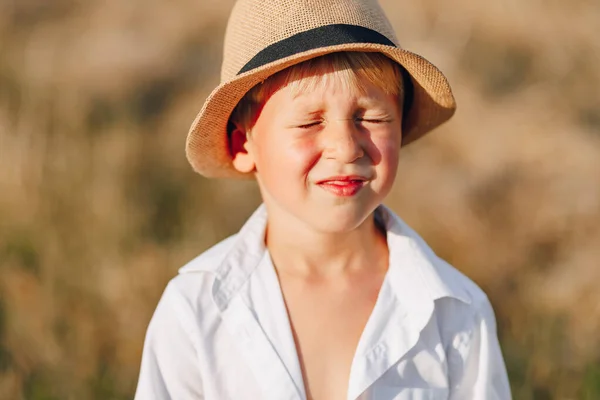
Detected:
left=297, top=121, right=322, bottom=129
left=356, top=117, right=391, bottom=124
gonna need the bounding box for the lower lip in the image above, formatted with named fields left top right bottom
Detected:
left=317, top=181, right=365, bottom=197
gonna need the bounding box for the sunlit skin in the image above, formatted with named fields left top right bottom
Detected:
left=231, top=71, right=403, bottom=265
left=230, top=71, right=403, bottom=400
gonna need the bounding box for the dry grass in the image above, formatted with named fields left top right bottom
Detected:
left=0, top=0, right=599, bottom=398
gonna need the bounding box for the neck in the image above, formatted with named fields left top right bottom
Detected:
left=264, top=207, right=389, bottom=279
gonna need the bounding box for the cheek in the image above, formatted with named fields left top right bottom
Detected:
left=370, top=131, right=401, bottom=162
left=255, top=137, right=320, bottom=179
left=292, top=138, right=322, bottom=174
left=371, top=135, right=401, bottom=182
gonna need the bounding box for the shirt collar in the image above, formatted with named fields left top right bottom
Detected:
left=377, top=204, right=471, bottom=307
left=193, top=203, right=471, bottom=312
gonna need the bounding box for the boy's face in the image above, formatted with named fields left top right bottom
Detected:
left=232, top=70, right=402, bottom=233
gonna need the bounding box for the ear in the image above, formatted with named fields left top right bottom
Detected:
left=230, top=124, right=256, bottom=174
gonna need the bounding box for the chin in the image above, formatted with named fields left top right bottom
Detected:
left=304, top=206, right=374, bottom=234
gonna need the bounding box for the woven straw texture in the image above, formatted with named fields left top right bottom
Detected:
left=222, top=0, right=398, bottom=80
left=186, top=0, right=457, bottom=178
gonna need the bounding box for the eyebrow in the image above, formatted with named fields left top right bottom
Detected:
left=290, top=103, right=323, bottom=116
left=356, top=96, right=389, bottom=109
left=289, top=92, right=393, bottom=117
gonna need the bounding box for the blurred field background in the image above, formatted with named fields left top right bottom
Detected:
left=0, top=0, right=599, bottom=399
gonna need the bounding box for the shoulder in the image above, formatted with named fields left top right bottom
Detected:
left=433, top=255, right=491, bottom=310
left=158, top=234, right=239, bottom=317
left=432, top=256, right=498, bottom=337
left=388, top=208, right=494, bottom=326
left=178, top=233, right=239, bottom=274
left=388, top=207, right=490, bottom=310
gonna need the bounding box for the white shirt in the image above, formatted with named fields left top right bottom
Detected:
left=135, top=204, right=511, bottom=400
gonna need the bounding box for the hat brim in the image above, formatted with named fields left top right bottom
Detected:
left=186, top=43, right=456, bottom=178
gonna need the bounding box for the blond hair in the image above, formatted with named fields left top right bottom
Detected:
left=229, top=51, right=408, bottom=132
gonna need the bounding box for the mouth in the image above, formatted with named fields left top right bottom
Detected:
left=315, top=175, right=369, bottom=197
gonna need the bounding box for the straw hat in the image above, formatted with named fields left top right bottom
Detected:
left=186, top=0, right=456, bottom=178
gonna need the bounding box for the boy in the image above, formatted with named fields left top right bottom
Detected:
left=135, top=0, right=511, bottom=399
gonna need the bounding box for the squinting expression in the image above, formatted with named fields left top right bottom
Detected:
left=246, top=72, right=403, bottom=233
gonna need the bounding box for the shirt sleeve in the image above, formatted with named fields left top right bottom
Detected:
left=447, top=297, right=512, bottom=400
left=134, top=281, right=204, bottom=400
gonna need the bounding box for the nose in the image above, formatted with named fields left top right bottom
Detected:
left=321, top=119, right=365, bottom=163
